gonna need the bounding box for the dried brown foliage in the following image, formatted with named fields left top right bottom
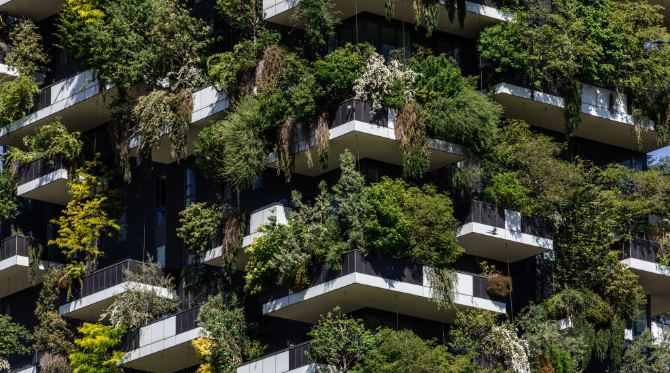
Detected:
left=395, top=102, right=429, bottom=178
left=486, top=272, right=513, bottom=298
left=315, top=108, right=330, bottom=170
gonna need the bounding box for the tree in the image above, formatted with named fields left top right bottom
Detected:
left=5, top=20, right=49, bottom=76
left=34, top=268, right=75, bottom=355
left=193, top=294, right=264, bottom=373
left=308, top=307, right=373, bottom=372
left=620, top=330, right=670, bottom=373
left=353, top=328, right=481, bottom=373
left=291, top=0, right=340, bottom=54
left=49, top=158, right=121, bottom=271
left=0, top=168, right=18, bottom=222
left=69, top=323, right=125, bottom=373
left=101, top=256, right=181, bottom=330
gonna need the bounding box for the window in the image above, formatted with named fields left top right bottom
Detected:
left=221, top=183, right=232, bottom=205
left=114, top=191, right=127, bottom=242
left=185, top=166, right=196, bottom=207
left=366, top=316, right=415, bottom=334
left=1, top=303, right=9, bottom=316
left=156, top=175, right=166, bottom=227
left=367, top=168, right=380, bottom=184
left=436, top=39, right=460, bottom=65
left=156, top=245, right=166, bottom=267
left=617, top=155, right=644, bottom=171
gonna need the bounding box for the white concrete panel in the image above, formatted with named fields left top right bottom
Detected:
left=456, top=272, right=473, bottom=296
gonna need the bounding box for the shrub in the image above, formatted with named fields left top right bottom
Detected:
left=486, top=272, right=513, bottom=298
left=0, top=75, right=39, bottom=125
left=39, top=353, right=72, bottom=373
left=101, top=256, right=180, bottom=330
left=5, top=118, right=82, bottom=166
left=177, top=202, right=228, bottom=257
left=69, top=323, right=125, bottom=373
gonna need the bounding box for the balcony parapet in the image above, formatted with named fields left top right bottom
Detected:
left=619, top=238, right=670, bottom=316
left=262, top=250, right=506, bottom=324
left=121, top=306, right=201, bottom=373
left=456, top=201, right=554, bottom=262
left=203, top=203, right=292, bottom=270
left=0, top=235, right=59, bottom=298
left=59, top=259, right=176, bottom=322
left=236, top=341, right=315, bottom=373
left=486, top=75, right=661, bottom=152
left=16, top=156, right=70, bottom=205
left=264, top=98, right=467, bottom=176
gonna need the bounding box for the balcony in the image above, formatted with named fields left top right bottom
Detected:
left=620, top=238, right=670, bottom=316
left=0, top=48, right=18, bottom=81
left=237, top=342, right=315, bottom=373
left=264, top=0, right=511, bottom=39
left=262, top=250, right=506, bottom=324
left=59, top=259, right=175, bottom=322
left=0, top=0, right=63, bottom=21
left=15, top=156, right=69, bottom=205
left=264, top=99, right=467, bottom=177
left=0, top=235, right=58, bottom=298
left=0, top=70, right=113, bottom=148
left=121, top=307, right=201, bottom=373
left=456, top=201, right=554, bottom=263
left=489, top=77, right=662, bottom=152
left=128, top=86, right=229, bottom=164
left=203, top=203, right=292, bottom=270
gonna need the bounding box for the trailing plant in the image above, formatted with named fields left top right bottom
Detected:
left=34, top=268, right=76, bottom=355
left=49, top=157, right=121, bottom=272
left=193, top=294, right=264, bottom=373
left=133, top=90, right=194, bottom=164
left=101, top=256, right=181, bottom=330
left=5, top=19, right=49, bottom=76
left=395, top=102, right=429, bottom=178
left=69, top=323, right=125, bottom=373
left=308, top=307, right=373, bottom=372
left=384, top=0, right=464, bottom=36
left=5, top=118, right=82, bottom=166
left=195, top=97, right=268, bottom=190
left=9, top=226, right=45, bottom=284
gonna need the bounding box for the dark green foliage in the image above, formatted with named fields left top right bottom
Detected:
left=548, top=345, right=573, bottom=373
left=196, top=294, right=264, bottom=373
left=34, top=268, right=75, bottom=355
left=291, top=0, right=340, bottom=53
left=364, top=178, right=462, bottom=268
left=195, top=97, right=268, bottom=190
left=477, top=0, right=670, bottom=141
left=0, top=168, right=17, bottom=221
left=308, top=307, right=373, bottom=372
left=620, top=330, right=670, bottom=373
left=0, top=314, right=33, bottom=358
left=412, top=54, right=501, bottom=154
left=354, top=328, right=481, bottom=373
left=0, top=75, right=39, bottom=125
left=312, top=43, right=373, bottom=106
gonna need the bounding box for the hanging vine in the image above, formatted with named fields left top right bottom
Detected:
left=385, top=0, right=464, bottom=36
left=395, top=102, right=430, bottom=178
left=563, top=79, right=581, bottom=140
left=315, top=108, right=330, bottom=170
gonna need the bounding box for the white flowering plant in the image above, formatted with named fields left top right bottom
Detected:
left=353, top=52, right=420, bottom=113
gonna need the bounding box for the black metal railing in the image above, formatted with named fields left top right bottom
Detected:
left=0, top=236, right=30, bottom=260
left=16, top=156, right=67, bottom=186
left=239, top=341, right=313, bottom=372
left=59, top=259, right=168, bottom=305
left=456, top=201, right=553, bottom=239
left=260, top=250, right=502, bottom=304
left=329, top=98, right=389, bottom=129
left=121, top=306, right=201, bottom=352
left=621, top=238, right=661, bottom=264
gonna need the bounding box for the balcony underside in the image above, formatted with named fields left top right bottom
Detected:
left=16, top=168, right=69, bottom=205
left=265, top=0, right=510, bottom=39
left=0, top=256, right=55, bottom=298
left=621, top=258, right=670, bottom=316
left=0, top=84, right=114, bottom=148
left=59, top=282, right=172, bottom=322
left=263, top=272, right=505, bottom=325
left=0, top=0, right=63, bottom=21
left=265, top=121, right=467, bottom=176
left=493, top=83, right=661, bottom=152
left=457, top=222, right=553, bottom=262
left=122, top=328, right=201, bottom=373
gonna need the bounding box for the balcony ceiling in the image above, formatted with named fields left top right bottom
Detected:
left=0, top=0, right=63, bottom=22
